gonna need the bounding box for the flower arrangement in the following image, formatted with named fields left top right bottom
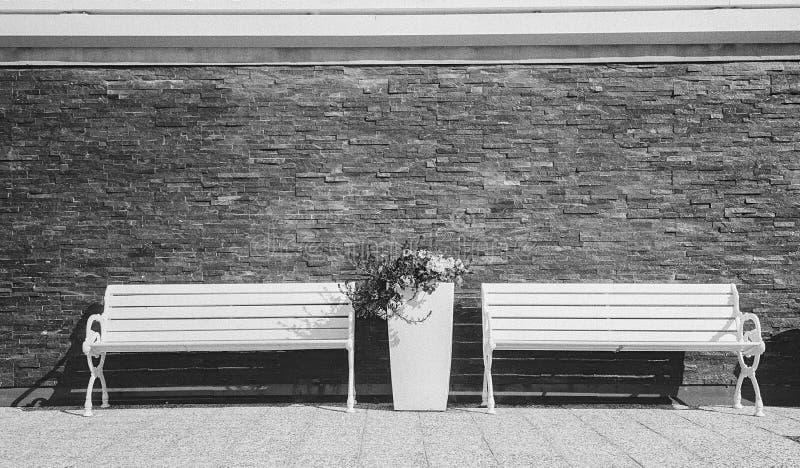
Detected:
left=345, top=249, right=468, bottom=323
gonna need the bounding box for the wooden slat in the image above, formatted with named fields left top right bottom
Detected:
left=608, top=342, right=762, bottom=352
left=486, top=293, right=732, bottom=306
left=482, top=283, right=733, bottom=294
left=486, top=305, right=736, bottom=319
left=490, top=318, right=737, bottom=332
left=105, top=305, right=352, bottom=320
left=108, top=317, right=350, bottom=332
left=491, top=330, right=739, bottom=342
left=108, top=292, right=348, bottom=307
left=493, top=341, right=759, bottom=352
left=92, top=340, right=349, bottom=353
left=104, top=328, right=349, bottom=342
left=106, top=283, right=346, bottom=295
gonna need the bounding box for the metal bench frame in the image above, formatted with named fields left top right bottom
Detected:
left=481, top=283, right=766, bottom=416
left=82, top=283, right=356, bottom=416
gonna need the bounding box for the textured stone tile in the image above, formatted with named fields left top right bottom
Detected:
left=516, top=406, right=640, bottom=467
left=289, top=404, right=365, bottom=460
left=703, top=405, right=800, bottom=437
left=569, top=406, right=704, bottom=468
left=358, top=406, right=428, bottom=467
left=678, top=407, right=800, bottom=465
left=418, top=410, right=498, bottom=467
left=767, top=407, right=800, bottom=424
left=470, top=408, right=570, bottom=467
left=626, top=407, right=769, bottom=467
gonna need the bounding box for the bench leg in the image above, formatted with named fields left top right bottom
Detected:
left=83, top=355, right=96, bottom=417
left=485, top=347, right=495, bottom=414
left=481, top=351, right=488, bottom=407
left=84, top=353, right=109, bottom=417
left=734, top=351, right=765, bottom=417
left=346, top=344, right=355, bottom=413
left=98, top=353, right=110, bottom=409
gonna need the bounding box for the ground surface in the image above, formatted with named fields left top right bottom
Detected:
left=2, top=403, right=800, bottom=467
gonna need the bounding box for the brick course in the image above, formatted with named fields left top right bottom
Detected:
left=1, top=63, right=798, bottom=402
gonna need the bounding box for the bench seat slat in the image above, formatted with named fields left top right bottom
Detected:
left=493, top=341, right=761, bottom=352
left=104, top=328, right=349, bottom=343
left=482, top=283, right=732, bottom=294
left=106, top=283, right=345, bottom=294
left=492, top=330, right=739, bottom=342
left=108, top=317, right=350, bottom=332
left=491, top=318, right=737, bottom=332
left=489, top=306, right=735, bottom=319
left=105, top=305, right=352, bottom=320
left=110, top=293, right=348, bottom=307
left=92, top=339, right=349, bottom=353
left=487, top=293, right=731, bottom=306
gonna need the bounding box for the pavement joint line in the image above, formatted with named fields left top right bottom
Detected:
left=716, top=407, right=800, bottom=439
left=628, top=409, right=730, bottom=466
left=672, top=409, right=786, bottom=466
left=630, top=414, right=706, bottom=463
left=355, top=406, right=368, bottom=466
left=610, top=410, right=699, bottom=464
left=519, top=407, right=573, bottom=467
left=770, top=408, right=800, bottom=425
left=417, top=413, right=432, bottom=468
left=468, top=410, right=499, bottom=466
left=565, top=406, right=645, bottom=468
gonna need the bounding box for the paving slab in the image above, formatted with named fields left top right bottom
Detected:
left=358, top=406, right=429, bottom=467
left=765, top=406, right=800, bottom=424
left=699, top=406, right=800, bottom=438
left=517, top=406, right=640, bottom=467
left=417, top=409, right=498, bottom=467
left=472, top=408, right=570, bottom=467
left=569, top=405, right=707, bottom=468
left=627, top=408, right=764, bottom=467
left=677, top=407, right=800, bottom=466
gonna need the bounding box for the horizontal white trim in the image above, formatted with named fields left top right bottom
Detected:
left=1, top=9, right=799, bottom=48
left=4, top=52, right=800, bottom=67
left=2, top=1, right=800, bottom=15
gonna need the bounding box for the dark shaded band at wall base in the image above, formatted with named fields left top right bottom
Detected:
left=2, top=384, right=795, bottom=408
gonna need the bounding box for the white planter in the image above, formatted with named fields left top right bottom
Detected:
left=388, top=282, right=454, bottom=411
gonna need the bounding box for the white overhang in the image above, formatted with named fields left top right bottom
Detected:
left=1, top=1, right=799, bottom=64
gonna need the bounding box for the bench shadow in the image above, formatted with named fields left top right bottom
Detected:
left=12, top=304, right=393, bottom=408
left=11, top=303, right=102, bottom=407
left=738, top=328, right=800, bottom=407
left=14, top=300, right=799, bottom=409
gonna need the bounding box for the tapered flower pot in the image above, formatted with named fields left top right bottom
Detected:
left=387, top=282, right=454, bottom=411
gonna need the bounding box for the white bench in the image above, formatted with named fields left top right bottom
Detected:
left=481, top=283, right=766, bottom=416
left=82, top=283, right=355, bottom=416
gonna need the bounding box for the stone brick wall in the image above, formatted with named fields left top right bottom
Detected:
left=1, top=63, right=799, bottom=404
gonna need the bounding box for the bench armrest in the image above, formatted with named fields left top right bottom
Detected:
left=82, top=314, right=104, bottom=356
left=739, top=312, right=766, bottom=355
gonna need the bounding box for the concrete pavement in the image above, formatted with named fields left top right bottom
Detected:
left=2, top=403, right=800, bottom=467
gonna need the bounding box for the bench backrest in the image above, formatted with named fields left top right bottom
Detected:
left=102, top=283, right=353, bottom=343
left=481, top=283, right=741, bottom=344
